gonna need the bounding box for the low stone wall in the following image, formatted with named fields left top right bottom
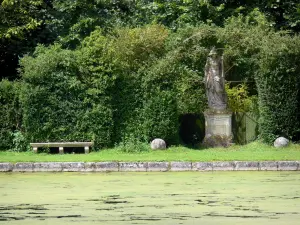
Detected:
left=0, top=161, right=299, bottom=172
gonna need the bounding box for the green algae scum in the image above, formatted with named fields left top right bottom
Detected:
left=0, top=172, right=300, bottom=225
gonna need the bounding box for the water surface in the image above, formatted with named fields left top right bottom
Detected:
left=0, top=172, right=300, bottom=225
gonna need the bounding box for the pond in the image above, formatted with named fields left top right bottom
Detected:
left=0, top=172, right=299, bottom=225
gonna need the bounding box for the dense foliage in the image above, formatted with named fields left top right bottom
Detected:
left=1, top=0, right=300, bottom=79
left=19, top=24, right=207, bottom=148
left=256, top=34, right=300, bottom=143
left=1, top=1, right=300, bottom=149
left=20, top=44, right=114, bottom=148
left=0, top=80, right=22, bottom=149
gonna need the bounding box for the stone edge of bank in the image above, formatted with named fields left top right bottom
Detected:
left=0, top=161, right=299, bottom=172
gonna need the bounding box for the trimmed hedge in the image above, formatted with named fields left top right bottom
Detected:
left=20, top=45, right=114, bottom=148
left=18, top=25, right=211, bottom=148
left=0, top=80, right=22, bottom=150
left=255, top=34, right=300, bottom=143
left=218, top=13, right=300, bottom=143
left=10, top=17, right=300, bottom=148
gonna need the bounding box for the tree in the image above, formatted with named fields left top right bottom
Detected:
left=0, top=0, right=54, bottom=79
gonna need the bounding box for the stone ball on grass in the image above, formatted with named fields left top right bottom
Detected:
left=151, top=138, right=166, bottom=150
left=274, top=137, right=289, bottom=148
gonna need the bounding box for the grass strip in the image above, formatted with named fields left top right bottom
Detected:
left=1, top=142, right=300, bottom=163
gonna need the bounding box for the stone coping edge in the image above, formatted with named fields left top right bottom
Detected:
left=0, top=161, right=299, bottom=172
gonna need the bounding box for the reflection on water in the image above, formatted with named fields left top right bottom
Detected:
left=0, top=172, right=299, bottom=225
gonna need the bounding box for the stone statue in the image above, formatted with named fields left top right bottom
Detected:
left=204, top=47, right=227, bottom=111
left=203, top=48, right=232, bottom=147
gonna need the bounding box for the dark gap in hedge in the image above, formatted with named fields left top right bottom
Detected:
left=179, top=114, right=205, bottom=147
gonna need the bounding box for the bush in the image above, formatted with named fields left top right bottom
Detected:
left=226, top=83, right=258, bottom=113
left=222, top=12, right=300, bottom=144
left=20, top=44, right=114, bottom=148
left=102, top=25, right=170, bottom=144
left=18, top=19, right=300, bottom=148
left=0, top=80, right=22, bottom=150
left=255, top=34, right=300, bottom=143
left=142, top=90, right=179, bottom=144
left=12, top=131, right=29, bottom=152
left=115, top=135, right=149, bottom=153
left=19, top=25, right=172, bottom=148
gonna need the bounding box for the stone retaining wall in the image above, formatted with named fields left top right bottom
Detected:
left=0, top=161, right=299, bottom=172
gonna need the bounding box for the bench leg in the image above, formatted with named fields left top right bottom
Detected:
left=33, top=147, right=38, bottom=153
left=59, top=147, right=64, bottom=154
left=84, top=146, right=89, bottom=154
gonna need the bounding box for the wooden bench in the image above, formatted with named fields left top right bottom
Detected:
left=30, top=142, right=94, bottom=154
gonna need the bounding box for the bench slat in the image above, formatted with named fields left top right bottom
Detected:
left=30, top=142, right=94, bottom=148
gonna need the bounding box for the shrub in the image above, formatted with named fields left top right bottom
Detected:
left=18, top=19, right=300, bottom=148
left=217, top=12, right=300, bottom=144
left=20, top=44, right=114, bottom=148
left=255, top=34, right=300, bottom=143
left=226, top=83, right=258, bottom=113
left=12, top=131, right=29, bottom=152
left=103, top=25, right=170, bottom=144
left=115, top=135, right=149, bottom=153
left=19, top=25, right=172, bottom=148
left=0, top=80, right=22, bottom=150
left=142, top=89, right=179, bottom=144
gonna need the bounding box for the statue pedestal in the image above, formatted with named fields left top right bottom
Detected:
left=203, top=110, right=233, bottom=147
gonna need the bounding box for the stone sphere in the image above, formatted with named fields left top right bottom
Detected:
left=274, top=137, right=289, bottom=148
left=151, top=138, right=166, bottom=150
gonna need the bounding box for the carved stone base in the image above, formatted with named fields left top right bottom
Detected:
left=203, top=110, right=233, bottom=147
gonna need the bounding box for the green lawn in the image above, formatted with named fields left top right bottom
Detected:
left=1, top=142, right=300, bottom=163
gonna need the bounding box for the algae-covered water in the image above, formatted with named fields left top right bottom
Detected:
left=0, top=172, right=300, bottom=225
